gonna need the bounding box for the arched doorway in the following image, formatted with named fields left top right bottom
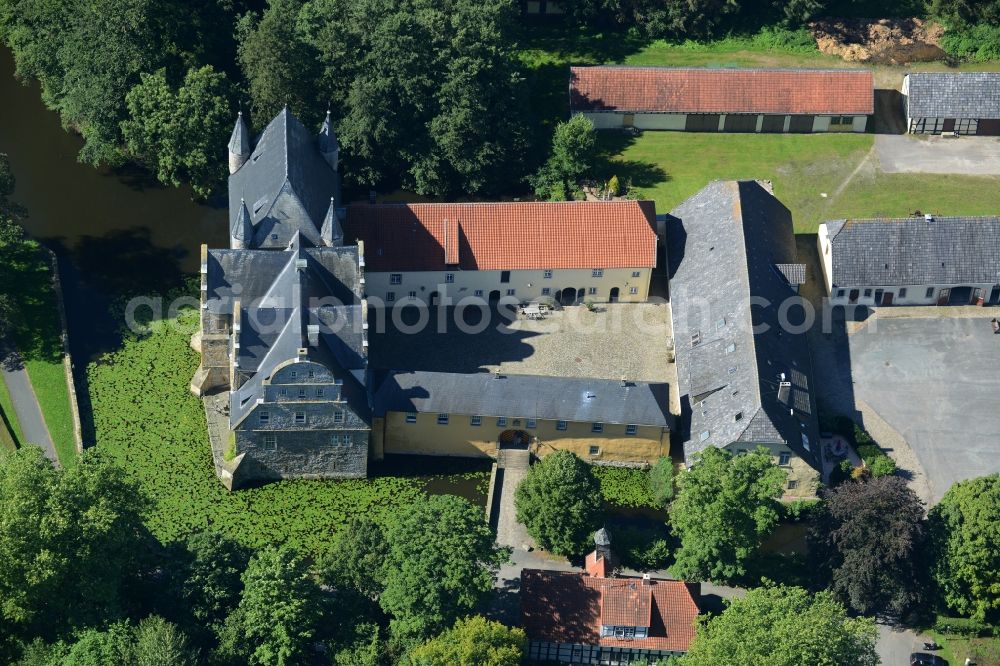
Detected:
left=488, top=289, right=501, bottom=302
left=557, top=288, right=575, bottom=306
left=429, top=291, right=440, bottom=306
left=990, top=285, right=1000, bottom=305
left=498, top=429, right=530, bottom=449
left=609, top=287, right=620, bottom=302
left=575, top=287, right=585, bottom=302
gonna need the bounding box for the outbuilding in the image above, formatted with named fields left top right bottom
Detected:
left=569, top=66, right=873, bottom=133
left=902, top=72, right=1000, bottom=135
left=817, top=215, right=1000, bottom=306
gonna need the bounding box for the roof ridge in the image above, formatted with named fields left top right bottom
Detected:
left=571, top=65, right=871, bottom=74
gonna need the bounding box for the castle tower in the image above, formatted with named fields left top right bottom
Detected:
left=228, top=111, right=251, bottom=174
left=231, top=198, right=253, bottom=249
left=318, top=109, right=339, bottom=172
left=320, top=197, right=343, bottom=247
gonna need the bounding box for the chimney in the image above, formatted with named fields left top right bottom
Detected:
left=642, top=573, right=652, bottom=586
left=925, top=213, right=934, bottom=222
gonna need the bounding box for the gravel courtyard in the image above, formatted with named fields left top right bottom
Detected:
left=876, top=134, right=1000, bottom=175
left=847, top=314, right=1000, bottom=503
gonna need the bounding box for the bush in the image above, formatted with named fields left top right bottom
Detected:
left=592, top=466, right=656, bottom=508
left=614, top=525, right=672, bottom=570
left=650, top=457, right=676, bottom=508
left=781, top=499, right=822, bottom=522
left=868, top=455, right=897, bottom=478
left=749, top=26, right=817, bottom=52
left=932, top=617, right=991, bottom=637
left=941, top=23, right=1000, bottom=62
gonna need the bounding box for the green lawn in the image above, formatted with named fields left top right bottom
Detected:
left=23, top=358, right=75, bottom=466
left=927, top=629, right=1000, bottom=666
left=87, top=309, right=489, bottom=556
left=0, top=378, right=20, bottom=451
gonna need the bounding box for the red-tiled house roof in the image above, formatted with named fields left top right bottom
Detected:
left=521, top=569, right=700, bottom=653
left=344, top=200, right=658, bottom=272
left=569, top=67, right=874, bottom=116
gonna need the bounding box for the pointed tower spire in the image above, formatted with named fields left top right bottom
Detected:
left=318, top=109, right=339, bottom=172
left=320, top=197, right=344, bottom=247
left=228, top=111, right=251, bottom=174
left=231, top=198, right=253, bottom=249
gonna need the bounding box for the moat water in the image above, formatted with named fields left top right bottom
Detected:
left=0, top=46, right=227, bottom=363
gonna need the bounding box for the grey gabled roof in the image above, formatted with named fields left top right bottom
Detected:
left=373, top=371, right=670, bottom=427
left=228, top=108, right=341, bottom=249
left=667, top=180, right=820, bottom=470
left=825, top=216, right=1000, bottom=287
left=905, top=72, right=1000, bottom=119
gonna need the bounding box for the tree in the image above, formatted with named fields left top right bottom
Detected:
left=179, top=530, right=251, bottom=631
left=530, top=114, right=597, bottom=200
left=929, top=474, right=1000, bottom=621
left=122, top=66, right=234, bottom=197
left=682, top=585, right=879, bottom=666
left=668, top=447, right=785, bottom=584
left=0, top=448, right=148, bottom=643
left=218, top=545, right=323, bottom=666
left=812, top=476, right=926, bottom=616
left=57, top=622, right=134, bottom=666
left=132, top=616, right=198, bottom=666
left=380, top=495, right=509, bottom=642
left=0, top=153, right=14, bottom=197
left=410, top=616, right=525, bottom=666
left=650, top=456, right=676, bottom=508
left=514, top=451, right=603, bottom=556
left=319, top=516, right=388, bottom=601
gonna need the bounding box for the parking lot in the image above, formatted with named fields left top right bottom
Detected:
left=848, top=315, right=1000, bottom=503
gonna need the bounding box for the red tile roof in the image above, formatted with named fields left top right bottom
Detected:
left=570, top=67, right=874, bottom=116
left=344, top=201, right=657, bottom=272
left=521, top=569, right=700, bottom=653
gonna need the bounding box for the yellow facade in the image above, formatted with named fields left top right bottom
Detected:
left=373, top=410, right=669, bottom=465
left=723, top=441, right=820, bottom=499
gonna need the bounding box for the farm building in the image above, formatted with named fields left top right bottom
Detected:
left=902, top=72, right=1000, bottom=135
left=569, top=66, right=873, bottom=133
left=818, top=215, right=1000, bottom=306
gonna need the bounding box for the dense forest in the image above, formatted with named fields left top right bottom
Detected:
left=0, top=0, right=997, bottom=197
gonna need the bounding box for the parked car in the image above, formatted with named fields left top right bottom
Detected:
left=911, top=653, right=947, bottom=666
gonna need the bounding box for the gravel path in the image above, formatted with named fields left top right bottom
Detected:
left=0, top=343, right=58, bottom=465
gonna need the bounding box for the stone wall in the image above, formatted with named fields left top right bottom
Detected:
left=46, top=250, right=83, bottom=454
left=234, top=429, right=368, bottom=482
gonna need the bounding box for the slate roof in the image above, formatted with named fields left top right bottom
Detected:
left=824, top=216, right=1000, bottom=287
left=521, top=569, right=699, bottom=653
left=905, top=72, right=1000, bottom=119
left=343, top=200, right=657, bottom=272
left=228, top=108, right=342, bottom=249
left=667, top=181, right=821, bottom=470
left=372, top=370, right=670, bottom=426
left=570, top=67, right=874, bottom=115
left=203, top=234, right=368, bottom=427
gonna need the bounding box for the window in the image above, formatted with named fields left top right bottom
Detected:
left=699, top=430, right=710, bottom=442
left=308, top=370, right=315, bottom=378
left=405, top=413, right=417, bottom=424
left=829, top=115, right=851, bottom=126
left=390, top=273, right=402, bottom=285
left=408, top=291, right=417, bottom=299
left=556, top=420, right=568, bottom=431
left=445, top=273, right=455, bottom=283
left=541, top=287, right=550, bottom=296
left=316, top=388, right=325, bottom=398
left=899, top=287, right=908, bottom=298
left=625, top=424, right=637, bottom=435
left=290, top=371, right=297, bottom=378
left=863, top=288, right=872, bottom=298
left=264, top=434, right=277, bottom=450
left=592, top=422, right=604, bottom=433
left=726, top=342, right=736, bottom=354
left=437, top=413, right=449, bottom=425
left=587, top=287, right=597, bottom=295
left=691, top=331, right=702, bottom=347
left=334, top=411, right=344, bottom=423
left=589, top=445, right=601, bottom=456
left=716, top=317, right=727, bottom=331
left=270, top=233, right=278, bottom=241
left=632, top=271, right=641, bottom=278
left=836, top=289, right=845, bottom=298
left=279, top=389, right=287, bottom=397
left=294, top=411, right=306, bottom=424
left=788, top=479, right=798, bottom=490
left=470, top=415, right=482, bottom=426
left=592, top=269, right=603, bottom=278
left=735, top=411, right=743, bottom=422
left=500, top=271, right=510, bottom=283
left=527, top=419, right=537, bottom=429
left=474, top=289, right=484, bottom=297
left=386, top=291, right=396, bottom=302
left=258, top=411, right=270, bottom=425
left=629, top=287, right=638, bottom=295
left=543, top=270, right=553, bottom=279
left=779, top=452, right=791, bottom=466
left=506, top=288, right=516, bottom=296
left=497, top=417, right=507, bottom=427
left=298, top=388, right=306, bottom=398
left=926, top=287, right=935, bottom=298
left=955, top=118, right=978, bottom=134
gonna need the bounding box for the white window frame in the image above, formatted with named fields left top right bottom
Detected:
left=625, top=424, right=637, bottom=435
left=390, top=273, right=402, bottom=285
left=386, top=291, right=396, bottom=302
left=629, top=287, right=638, bottom=295
left=592, top=422, right=604, bottom=433
left=437, top=413, right=449, bottom=425
left=556, top=420, right=568, bottom=431
left=294, top=411, right=306, bottom=424
left=264, top=434, right=277, bottom=450
left=592, top=269, right=603, bottom=278
left=506, top=288, right=516, bottom=296
left=470, top=415, right=482, bottom=426
left=445, top=273, right=455, bottom=283
left=497, top=416, right=507, bottom=427
left=543, top=270, right=553, bottom=279
left=334, top=410, right=344, bottom=424
left=258, top=411, right=270, bottom=425
left=405, top=413, right=417, bottom=424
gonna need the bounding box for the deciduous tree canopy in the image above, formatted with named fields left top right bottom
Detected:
left=410, top=616, right=525, bottom=666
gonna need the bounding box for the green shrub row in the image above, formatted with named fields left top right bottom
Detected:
left=592, top=466, right=657, bottom=508
left=933, top=617, right=994, bottom=637
left=940, top=23, right=1000, bottom=62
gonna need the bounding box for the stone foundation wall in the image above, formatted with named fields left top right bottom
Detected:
left=234, top=429, right=368, bottom=483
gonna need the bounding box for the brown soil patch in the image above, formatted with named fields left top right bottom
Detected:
left=810, top=18, right=946, bottom=65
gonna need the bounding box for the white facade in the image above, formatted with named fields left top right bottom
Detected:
left=580, top=111, right=867, bottom=133
left=364, top=267, right=653, bottom=307
left=817, top=223, right=999, bottom=306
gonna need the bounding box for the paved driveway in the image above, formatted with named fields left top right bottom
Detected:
left=876, top=134, right=1000, bottom=175
left=849, top=316, right=1000, bottom=503
left=1, top=344, right=58, bottom=464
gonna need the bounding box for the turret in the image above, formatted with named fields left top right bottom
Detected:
left=320, top=197, right=343, bottom=247
left=228, top=111, right=251, bottom=174
left=231, top=198, right=253, bottom=249
left=318, top=110, right=339, bottom=172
